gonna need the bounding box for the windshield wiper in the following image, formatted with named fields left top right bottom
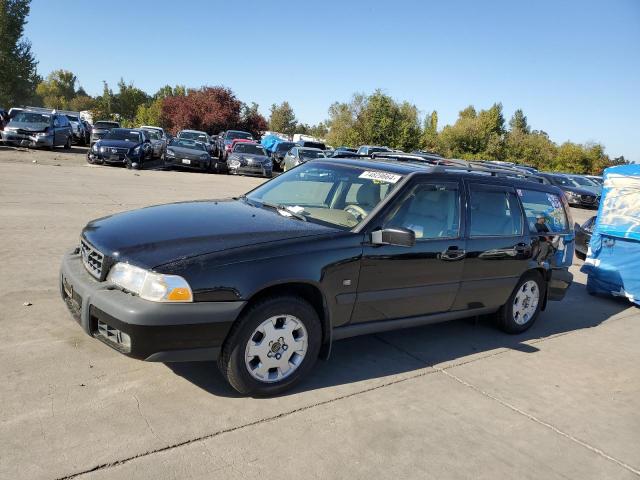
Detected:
left=260, top=201, right=307, bottom=221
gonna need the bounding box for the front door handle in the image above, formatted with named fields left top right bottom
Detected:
left=440, top=246, right=466, bottom=261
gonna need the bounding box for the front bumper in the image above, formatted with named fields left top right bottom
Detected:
left=166, top=156, right=214, bottom=171
left=60, top=250, right=245, bottom=362
left=229, top=162, right=273, bottom=177
left=1, top=131, right=53, bottom=148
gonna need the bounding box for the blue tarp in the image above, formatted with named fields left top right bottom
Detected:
left=581, top=164, right=640, bottom=305
left=261, top=134, right=286, bottom=154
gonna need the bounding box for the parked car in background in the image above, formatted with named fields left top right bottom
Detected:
left=537, top=173, right=599, bottom=208
left=60, top=158, right=574, bottom=395
left=140, top=127, right=167, bottom=160
left=88, top=128, right=153, bottom=169
left=1, top=110, right=72, bottom=149
left=166, top=138, right=220, bottom=172
left=177, top=130, right=216, bottom=156
left=282, top=147, right=326, bottom=171
left=90, top=120, right=120, bottom=146
left=81, top=120, right=92, bottom=145
left=227, top=142, right=273, bottom=177
left=575, top=215, right=596, bottom=261
left=357, top=145, right=391, bottom=156
left=271, top=141, right=295, bottom=170
left=565, top=174, right=601, bottom=194
left=334, top=146, right=357, bottom=154
left=218, top=130, right=254, bottom=160
left=63, top=112, right=87, bottom=145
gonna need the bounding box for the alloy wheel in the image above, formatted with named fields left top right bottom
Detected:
left=244, top=314, right=308, bottom=383
left=512, top=280, right=539, bottom=325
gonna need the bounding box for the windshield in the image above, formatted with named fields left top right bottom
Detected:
left=569, top=176, right=598, bottom=187
left=13, top=112, right=50, bottom=124
left=246, top=162, right=403, bottom=229
left=180, top=131, right=208, bottom=142
left=227, top=131, right=252, bottom=140
left=170, top=139, right=206, bottom=151
left=95, top=121, right=119, bottom=129
left=105, top=130, right=142, bottom=142
left=65, top=115, right=79, bottom=122
left=550, top=175, right=573, bottom=187
left=276, top=143, right=295, bottom=153
left=144, top=130, right=161, bottom=140
left=299, top=149, right=326, bottom=160
left=234, top=143, right=265, bottom=155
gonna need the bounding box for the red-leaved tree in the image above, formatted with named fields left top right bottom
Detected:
left=160, top=86, right=267, bottom=137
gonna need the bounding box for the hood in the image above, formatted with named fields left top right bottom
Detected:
left=82, top=199, right=337, bottom=269
left=98, top=139, right=141, bottom=149
left=168, top=145, right=208, bottom=159
left=6, top=121, right=49, bottom=132
left=229, top=153, right=270, bottom=163
left=562, top=185, right=597, bottom=196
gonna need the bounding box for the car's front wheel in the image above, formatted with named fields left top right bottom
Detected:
left=218, top=296, right=322, bottom=396
left=498, top=271, right=544, bottom=334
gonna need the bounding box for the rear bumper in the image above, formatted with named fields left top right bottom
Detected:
left=547, top=268, right=573, bottom=301
left=60, top=250, right=245, bottom=362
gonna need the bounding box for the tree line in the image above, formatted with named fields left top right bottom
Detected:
left=0, top=0, right=628, bottom=174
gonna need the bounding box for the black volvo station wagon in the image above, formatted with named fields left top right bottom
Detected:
left=60, top=158, right=574, bottom=395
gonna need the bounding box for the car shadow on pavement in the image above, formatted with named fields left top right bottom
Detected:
left=166, top=278, right=633, bottom=398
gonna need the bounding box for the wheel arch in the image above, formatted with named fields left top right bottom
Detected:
left=237, top=281, right=332, bottom=359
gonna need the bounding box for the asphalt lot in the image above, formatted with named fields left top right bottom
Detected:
left=1, top=145, right=638, bottom=480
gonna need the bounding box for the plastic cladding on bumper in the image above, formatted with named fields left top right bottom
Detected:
left=59, top=250, right=246, bottom=361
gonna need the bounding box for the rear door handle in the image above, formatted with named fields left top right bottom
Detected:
left=440, top=246, right=466, bottom=261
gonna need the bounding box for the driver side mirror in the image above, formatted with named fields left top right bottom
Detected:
left=371, top=228, right=416, bottom=247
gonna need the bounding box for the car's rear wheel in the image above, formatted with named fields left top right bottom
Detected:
left=218, top=296, right=321, bottom=396
left=575, top=250, right=586, bottom=261
left=498, top=271, right=544, bottom=334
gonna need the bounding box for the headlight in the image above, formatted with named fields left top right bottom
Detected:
left=99, top=146, right=106, bottom=153
left=107, top=263, right=193, bottom=302
left=229, top=159, right=240, bottom=167
left=166, top=149, right=175, bottom=157
left=35, top=132, right=49, bottom=137
left=92, top=143, right=99, bottom=152
left=565, top=191, right=578, bottom=199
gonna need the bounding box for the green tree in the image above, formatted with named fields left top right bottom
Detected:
left=68, top=95, right=96, bottom=112
left=114, top=78, right=149, bottom=124
left=91, top=82, right=116, bottom=121
left=504, top=130, right=556, bottom=170
left=421, top=110, right=438, bottom=151
left=135, top=98, right=163, bottom=127
left=0, top=0, right=40, bottom=107
left=36, top=69, right=78, bottom=109
left=269, top=101, right=297, bottom=135
left=509, top=109, right=530, bottom=134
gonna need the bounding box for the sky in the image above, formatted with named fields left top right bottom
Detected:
left=25, top=0, right=640, bottom=161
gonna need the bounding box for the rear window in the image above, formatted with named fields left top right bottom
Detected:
left=518, top=189, right=569, bottom=233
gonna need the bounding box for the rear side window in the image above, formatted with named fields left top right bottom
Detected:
left=518, top=189, right=568, bottom=233
left=469, top=185, right=523, bottom=237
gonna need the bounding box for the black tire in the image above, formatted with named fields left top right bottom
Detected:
left=497, top=271, right=544, bottom=334
left=575, top=250, right=586, bottom=261
left=86, top=154, right=94, bottom=165
left=218, top=296, right=322, bottom=396
left=63, top=136, right=71, bottom=150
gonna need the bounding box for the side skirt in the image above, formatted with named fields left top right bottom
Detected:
left=332, top=307, right=498, bottom=341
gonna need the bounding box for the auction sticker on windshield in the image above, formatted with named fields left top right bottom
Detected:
left=358, top=171, right=402, bottom=183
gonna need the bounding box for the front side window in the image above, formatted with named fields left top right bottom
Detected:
left=469, top=185, right=523, bottom=237
left=384, top=182, right=460, bottom=239
left=247, top=162, right=403, bottom=229
left=518, top=189, right=568, bottom=233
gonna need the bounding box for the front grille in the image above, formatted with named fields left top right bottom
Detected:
left=80, top=239, right=103, bottom=279
left=580, top=195, right=595, bottom=203
left=108, top=147, right=129, bottom=155
left=96, top=320, right=131, bottom=352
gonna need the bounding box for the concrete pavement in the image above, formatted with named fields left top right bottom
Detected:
left=0, top=146, right=637, bottom=480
